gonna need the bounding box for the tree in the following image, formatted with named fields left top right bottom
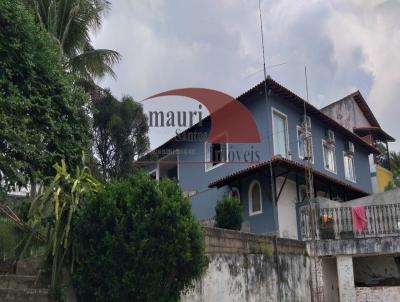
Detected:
left=0, top=0, right=91, bottom=194
left=385, top=151, right=400, bottom=190
left=92, top=91, right=149, bottom=179
left=215, top=195, right=243, bottom=230
left=390, top=151, right=400, bottom=172
left=23, top=0, right=121, bottom=83
left=73, top=174, right=208, bottom=302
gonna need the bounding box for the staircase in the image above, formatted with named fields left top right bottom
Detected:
left=0, top=262, right=53, bottom=302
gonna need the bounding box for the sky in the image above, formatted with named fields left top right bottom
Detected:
left=92, top=0, right=400, bottom=151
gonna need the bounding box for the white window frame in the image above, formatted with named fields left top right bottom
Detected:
left=271, top=107, right=290, bottom=158
left=230, top=187, right=240, bottom=202
left=343, top=151, right=356, bottom=183
left=296, top=125, right=314, bottom=163
left=248, top=180, right=262, bottom=216
left=205, top=133, right=228, bottom=172
left=322, top=140, right=337, bottom=174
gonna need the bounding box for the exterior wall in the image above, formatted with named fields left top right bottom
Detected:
left=322, top=258, right=340, bottom=302
left=234, top=173, right=276, bottom=234
left=376, top=164, right=393, bottom=192
left=276, top=178, right=298, bottom=239
left=182, top=253, right=310, bottom=302
left=336, top=256, right=356, bottom=302
left=321, top=96, right=371, bottom=131
left=356, top=287, right=400, bottom=302
left=145, top=90, right=374, bottom=233
left=182, top=227, right=311, bottom=302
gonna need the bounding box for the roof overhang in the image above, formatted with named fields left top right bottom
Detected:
left=353, top=127, right=395, bottom=142
left=209, top=156, right=370, bottom=199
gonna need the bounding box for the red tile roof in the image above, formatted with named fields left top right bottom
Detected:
left=142, top=77, right=380, bottom=159
left=237, top=77, right=380, bottom=154
left=208, top=156, right=370, bottom=198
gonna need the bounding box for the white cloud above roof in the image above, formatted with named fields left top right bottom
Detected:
left=93, top=0, right=400, bottom=150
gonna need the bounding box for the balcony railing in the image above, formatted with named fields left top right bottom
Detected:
left=299, top=203, right=400, bottom=240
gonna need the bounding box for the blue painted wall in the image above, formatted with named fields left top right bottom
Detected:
left=144, top=90, right=373, bottom=234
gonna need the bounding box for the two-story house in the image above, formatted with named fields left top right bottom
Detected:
left=142, top=77, right=384, bottom=239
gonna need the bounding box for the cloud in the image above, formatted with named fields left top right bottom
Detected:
left=92, top=0, right=400, bottom=150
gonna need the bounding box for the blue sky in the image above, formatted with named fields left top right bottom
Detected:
left=93, top=0, right=400, bottom=151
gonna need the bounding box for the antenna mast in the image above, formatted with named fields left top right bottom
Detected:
left=303, top=67, right=321, bottom=302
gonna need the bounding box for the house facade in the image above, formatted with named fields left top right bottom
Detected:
left=142, top=77, right=384, bottom=238
left=320, top=91, right=395, bottom=193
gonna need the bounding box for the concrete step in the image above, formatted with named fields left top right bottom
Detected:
left=0, top=288, right=53, bottom=302
left=0, top=274, right=50, bottom=289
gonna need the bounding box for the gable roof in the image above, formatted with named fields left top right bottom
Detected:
left=321, top=91, right=380, bottom=127
left=237, top=77, right=379, bottom=154
left=144, top=77, right=379, bottom=157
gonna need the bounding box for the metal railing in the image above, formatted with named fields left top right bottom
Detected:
left=299, top=203, right=400, bottom=240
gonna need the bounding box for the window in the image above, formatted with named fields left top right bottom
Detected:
left=344, top=152, right=356, bottom=182
left=297, top=126, right=313, bottom=162
left=272, top=108, right=289, bottom=158
left=230, top=187, right=240, bottom=201
left=205, top=141, right=227, bottom=171
left=249, top=180, right=262, bottom=215
left=322, top=140, right=336, bottom=173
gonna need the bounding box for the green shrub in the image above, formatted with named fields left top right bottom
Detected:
left=215, top=195, right=243, bottom=230
left=73, top=174, right=208, bottom=302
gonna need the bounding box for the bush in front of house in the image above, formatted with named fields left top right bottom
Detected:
left=72, top=174, right=208, bottom=302
left=215, top=195, right=243, bottom=230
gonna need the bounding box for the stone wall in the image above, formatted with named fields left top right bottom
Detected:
left=182, top=227, right=311, bottom=302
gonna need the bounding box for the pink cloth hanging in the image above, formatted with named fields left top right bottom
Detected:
left=351, top=206, right=368, bottom=232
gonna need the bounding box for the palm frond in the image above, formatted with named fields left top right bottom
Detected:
left=68, top=47, right=121, bottom=80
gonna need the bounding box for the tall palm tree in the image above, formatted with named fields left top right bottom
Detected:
left=24, top=0, right=121, bottom=82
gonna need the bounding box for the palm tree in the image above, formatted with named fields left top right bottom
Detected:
left=24, top=0, right=121, bottom=82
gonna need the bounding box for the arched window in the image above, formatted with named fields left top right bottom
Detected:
left=249, top=180, right=262, bottom=215
left=230, top=187, right=240, bottom=202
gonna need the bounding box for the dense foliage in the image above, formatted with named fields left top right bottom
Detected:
left=92, top=91, right=149, bottom=179
left=0, top=0, right=91, bottom=194
left=215, top=195, right=243, bottom=230
left=385, top=151, right=400, bottom=190
left=23, top=0, right=121, bottom=83
left=73, top=174, right=208, bottom=302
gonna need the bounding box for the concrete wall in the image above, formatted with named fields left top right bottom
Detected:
left=322, top=258, right=340, bottom=302
left=356, top=286, right=400, bottom=302
left=321, top=96, right=371, bottom=131
left=182, top=227, right=311, bottom=302
left=336, top=256, right=356, bottom=302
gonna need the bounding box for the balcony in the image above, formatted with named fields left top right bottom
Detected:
left=299, top=202, right=400, bottom=241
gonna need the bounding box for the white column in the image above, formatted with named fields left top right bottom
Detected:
left=336, top=256, right=356, bottom=302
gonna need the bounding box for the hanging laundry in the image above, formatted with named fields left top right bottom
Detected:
left=351, top=206, right=368, bottom=232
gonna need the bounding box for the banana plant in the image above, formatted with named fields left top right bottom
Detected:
left=21, top=154, right=101, bottom=292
